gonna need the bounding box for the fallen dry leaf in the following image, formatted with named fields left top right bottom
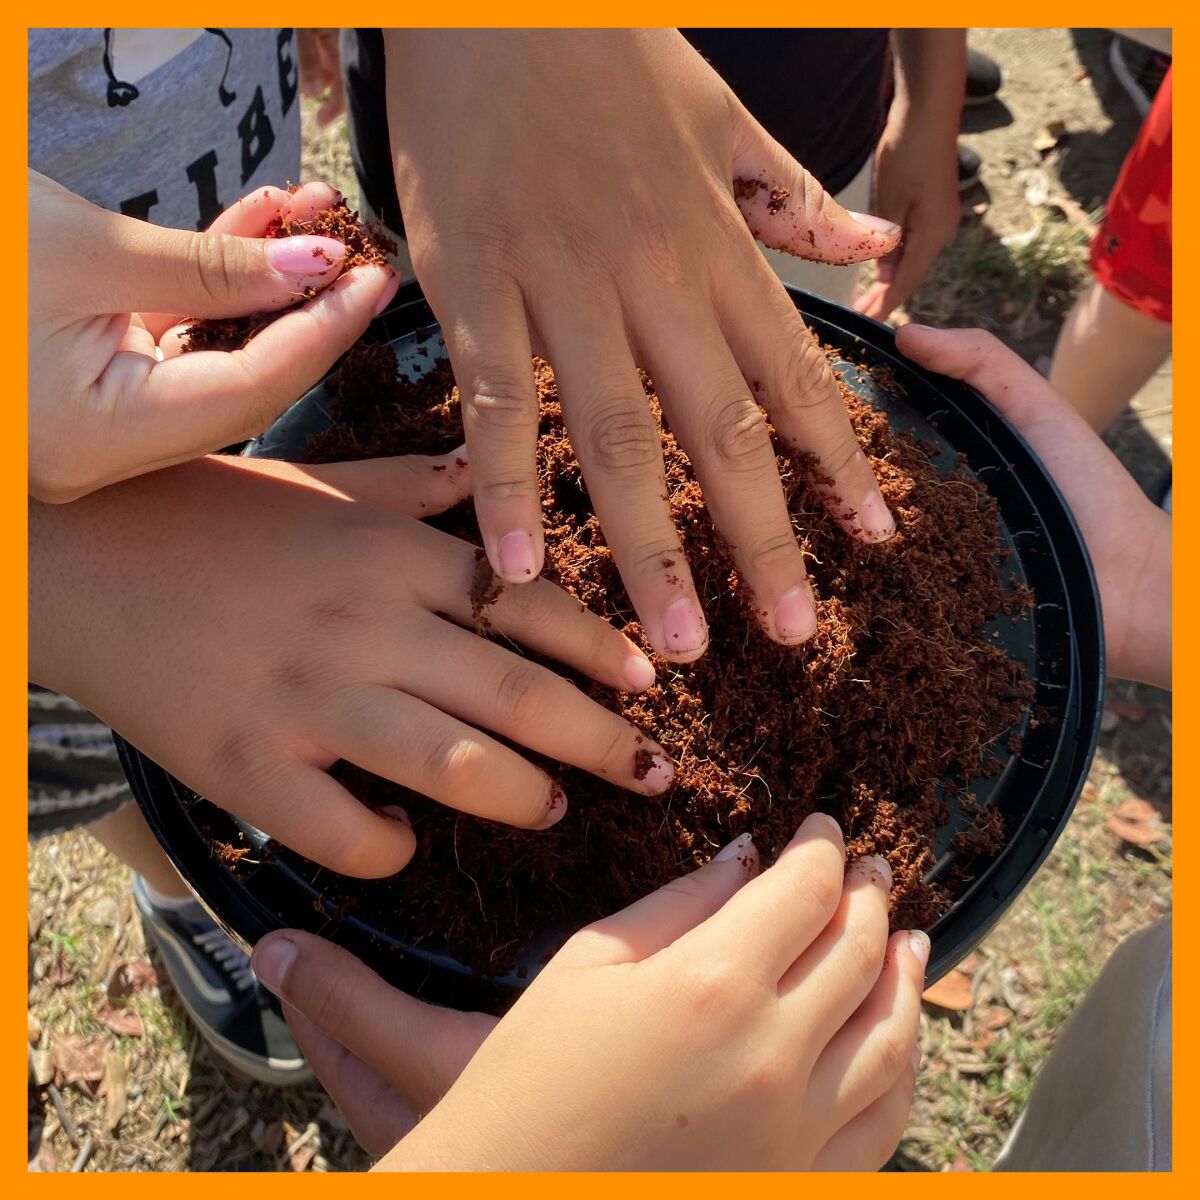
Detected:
left=1080, top=780, right=1099, bottom=805
left=95, top=1004, right=144, bottom=1039
left=1107, top=797, right=1165, bottom=847
left=923, top=969, right=974, bottom=1011
left=1033, top=119, right=1067, bottom=152
left=46, top=949, right=74, bottom=987
left=103, top=1048, right=128, bottom=1131
left=983, top=1006, right=1013, bottom=1031
left=106, top=960, right=158, bottom=1003
left=52, top=1033, right=110, bottom=1092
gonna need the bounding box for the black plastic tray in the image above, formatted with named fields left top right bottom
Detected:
left=116, top=283, right=1104, bottom=1011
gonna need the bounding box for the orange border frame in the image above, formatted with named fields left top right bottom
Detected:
left=7, top=10, right=1184, bottom=1188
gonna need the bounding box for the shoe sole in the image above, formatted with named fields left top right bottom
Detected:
left=1109, top=38, right=1153, bottom=117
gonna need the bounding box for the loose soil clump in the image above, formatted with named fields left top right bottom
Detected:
left=293, top=338, right=1034, bottom=974
left=179, top=200, right=396, bottom=354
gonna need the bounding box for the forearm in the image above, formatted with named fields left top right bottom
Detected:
left=1108, top=507, right=1171, bottom=691
left=890, top=30, right=967, bottom=131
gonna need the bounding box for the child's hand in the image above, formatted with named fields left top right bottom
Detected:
left=253, top=814, right=927, bottom=1171
left=28, top=171, right=397, bottom=503
left=897, top=325, right=1171, bottom=689
left=29, top=454, right=669, bottom=877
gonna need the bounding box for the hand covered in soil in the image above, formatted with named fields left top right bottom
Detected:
left=29, top=454, right=673, bottom=877
left=384, top=29, right=903, bottom=661
left=897, top=325, right=1171, bottom=689
left=27, top=171, right=396, bottom=503
left=855, top=30, right=965, bottom=322
left=253, top=815, right=927, bottom=1171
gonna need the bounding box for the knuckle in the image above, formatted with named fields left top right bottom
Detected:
left=820, top=437, right=870, bottom=481
left=773, top=337, right=837, bottom=414
left=706, top=395, right=771, bottom=468
left=735, top=1047, right=787, bottom=1100
left=462, top=375, right=536, bottom=432
left=681, top=961, right=748, bottom=1025
left=584, top=402, right=662, bottom=473
left=743, top=528, right=802, bottom=573
left=304, top=971, right=356, bottom=1034
left=875, top=1029, right=912, bottom=1081
left=494, top=663, right=547, bottom=726
left=477, top=475, right=540, bottom=504
left=187, top=233, right=241, bottom=305
left=845, top=923, right=886, bottom=983
left=423, top=734, right=487, bottom=793
left=780, top=855, right=841, bottom=916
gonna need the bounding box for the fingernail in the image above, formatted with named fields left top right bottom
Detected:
left=379, top=804, right=409, bottom=824
left=911, top=1043, right=923, bottom=1072
left=661, top=597, right=707, bottom=654
left=371, top=268, right=400, bottom=316
left=857, top=489, right=896, bottom=542
left=622, top=653, right=657, bottom=693
left=848, top=210, right=903, bottom=236
left=715, top=831, right=754, bottom=862
left=635, top=751, right=674, bottom=794
left=537, top=783, right=568, bottom=830
left=773, top=585, right=817, bottom=642
left=498, top=531, right=539, bottom=581
left=859, top=854, right=893, bottom=890
left=800, top=811, right=842, bottom=839
left=266, top=235, right=346, bottom=276
left=908, top=929, right=931, bottom=967
left=252, top=934, right=297, bottom=992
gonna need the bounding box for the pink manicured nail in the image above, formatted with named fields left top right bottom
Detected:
left=859, top=854, right=893, bottom=890
left=635, top=752, right=674, bottom=794
left=857, top=489, right=896, bottom=542
left=715, top=831, right=754, bottom=862
left=622, top=653, right=657, bottom=693
left=265, top=235, right=346, bottom=276
left=773, top=585, right=816, bottom=642
left=371, top=268, right=400, bottom=316
left=498, top=531, right=539, bottom=580
left=848, top=211, right=903, bottom=236
left=661, top=597, right=707, bottom=654
left=908, top=929, right=931, bottom=966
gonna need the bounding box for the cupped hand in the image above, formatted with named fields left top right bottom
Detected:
left=385, top=29, right=903, bottom=661
left=896, top=325, right=1171, bottom=689
left=28, top=172, right=396, bottom=502
left=29, top=454, right=671, bottom=878
left=255, top=814, right=927, bottom=1171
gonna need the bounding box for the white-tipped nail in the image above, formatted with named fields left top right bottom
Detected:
left=908, top=929, right=931, bottom=967
left=715, top=832, right=753, bottom=862
left=848, top=210, right=903, bottom=236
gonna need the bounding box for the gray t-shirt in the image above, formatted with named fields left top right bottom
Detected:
left=29, top=28, right=302, bottom=229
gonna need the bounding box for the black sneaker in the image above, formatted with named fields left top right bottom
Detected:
left=958, top=143, right=983, bottom=192
left=964, top=48, right=1003, bottom=106
left=1109, top=35, right=1170, bottom=117
left=133, top=876, right=311, bottom=1086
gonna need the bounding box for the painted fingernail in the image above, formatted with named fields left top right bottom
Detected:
left=537, top=783, right=568, bottom=830
left=661, top=597, right=707, bottom=654
left=908, top=929, right=931, bottom=967
left=634, top=751, right=674, bottom=794
left=371, top=268, right=400, bottom=316
left=848, top=211, right=903, bottom=236
left=857, top=489, right=896, bottom=542
left=715, top=831, right=754, bottom=863
left=252, top=934, right=297, bottom=992
left=265, top=235, right=346, bottom=276
left=622, top=653, right=657, bottom=693
left=498, top=531, right=539, bottom=581
left=911, top=1043, right=923, bottom=1072
left=379, top=804, right=409, bottom=824
left=773, top=585, right=817, bottom=642
left=859, top=854, right=893, bottom=890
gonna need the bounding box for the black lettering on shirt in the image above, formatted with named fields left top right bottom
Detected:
left=277, top=29, right=298, bottom=117
left=186, top=150, right=224, bottom=229
left=237, top=86, right=276, bottom=184
left=119, top=189, right=159, bottom=220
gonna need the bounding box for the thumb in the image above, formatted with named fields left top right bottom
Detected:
left=729, top=101, right=902, bottom=264
left=252, top=930, right=496, bottom=1111
left=305, top=446, right=471, bottom=517
left=563, top=833, right=759, bottom=965
left=78, top=202, right=350, bottom=320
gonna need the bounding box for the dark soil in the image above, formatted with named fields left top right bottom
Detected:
left=293, top=339, right=1032, bottom=973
